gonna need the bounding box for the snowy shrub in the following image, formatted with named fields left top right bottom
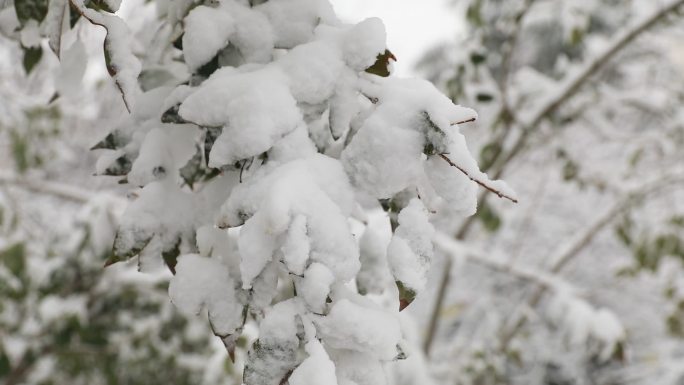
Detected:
left=6, top=0, right=516, bottom=383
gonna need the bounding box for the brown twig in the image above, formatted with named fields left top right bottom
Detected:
left=451, top=117, right=477, bottom=125
left=438, top=154, right=518, bottom=203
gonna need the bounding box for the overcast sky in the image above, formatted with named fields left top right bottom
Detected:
left=330, top=0, right=463, bottom=76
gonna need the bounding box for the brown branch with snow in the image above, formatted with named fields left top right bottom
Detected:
left=438, top=154, right=518, bottom=203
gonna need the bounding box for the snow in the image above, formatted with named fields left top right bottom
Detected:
left=340, top=17, right=387, bottom=71
left=169, top=254, right=243, bottom=336
left=72, top=0, right=142, bottom=110
left=178, top=67, right=301, bottom=167
left=54, top=39, right=87, bottom=97
left=182, top=5, right=236, bottom=72
left=289, top=339, right=338, bottom=385
left=218, top=155, right=359, bottom=287
left=341, top=76, right=495, bottom=203
left=256, top=0, right=339, bottom=48
left=128, top=125, right=199, bottom=186
left=38, top=295, right=88, bottom=324
left=281, top=214, right=310, bottom=275
left=298, top=262, right=335, bottom=313
left=387, top=199, right=435, bottom=293
left=315, top=298, right=402, bottom=360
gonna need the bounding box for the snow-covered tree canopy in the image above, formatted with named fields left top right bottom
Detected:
left=1, top=0, right=518, bottom=383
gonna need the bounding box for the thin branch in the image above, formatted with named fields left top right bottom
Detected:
left=451, top=117, right=476, bottom=125
left=438, top=154, right=518, bottom=203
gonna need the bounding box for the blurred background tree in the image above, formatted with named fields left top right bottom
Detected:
left=413, top=0, right=684, bottom=384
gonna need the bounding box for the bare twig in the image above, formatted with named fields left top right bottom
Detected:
left=438, top=154, right=518, bottom=203
left=451, top=117, right=477, bottom=125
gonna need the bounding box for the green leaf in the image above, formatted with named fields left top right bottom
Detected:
left=161, top=239, right=181, bottom=274
left=10, top=131, right=29, bottom=173
left=1, top=242, right=26, bottom=277
left=418, top=111, right=449, bottom=156
left=479, top=142, right=502, bottom=172
left=14, top=0, right=49, bottom=24
left=107, top=229, right=153, bottom=267
left=161, top=104, right=188, bottom=124
left=470, top=52, right=486, bottom=65
left=396, top=280, right=416, bottom=311
left=90, top=130, right=128, bottom=150
left=0, top=348, right=10, bottom=377
left=22, top=45, right=43, bottom=75
left=476, top=202, right=501, bottom=233
left=476, top=92, right=493, bottom=102
left=562, top=159, right=579, bottom=181
left=570, top=28, right=584, bottom=46
left=103, top=153, right=132, bottom=176
left=84, top=0, right=113, bottom=13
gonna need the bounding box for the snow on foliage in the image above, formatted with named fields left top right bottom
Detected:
left=27, top=0, right=516, bottom=383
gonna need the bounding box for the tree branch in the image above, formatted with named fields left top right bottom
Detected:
left=438, top=154, right=518, bottom=203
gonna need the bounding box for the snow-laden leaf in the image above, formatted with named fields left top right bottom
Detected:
left=387, top=199, right=434, bottom=310
left=109, top=180, right=198, bottom=270
left=70, top=0, right=141, bottom=111
left=244, top=300, right=304, bottom=385
left=315, top=298, right=402, bottom=361
left=169, top=254, right=244, bottom=336
left=356, top=225, right=391, bottom=296
left=255, top=0, right=338, bottom=49
left=342, top=77, right=477, bottom=198
left=178, top=67, right=301, bottom=167
left=182, top=5, right=236, bottom=72
left=289, top=339, right=338, bottom=385
left=218, top=155, right=358, bottom=288
left=42, top=0, right=68, bottom=57
left=128, top=125, right=199, bottom=187
left=296, top=262, right=335, bottom=314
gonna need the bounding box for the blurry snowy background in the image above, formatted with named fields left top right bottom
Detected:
left=2, top=0, right=684, bottom=384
